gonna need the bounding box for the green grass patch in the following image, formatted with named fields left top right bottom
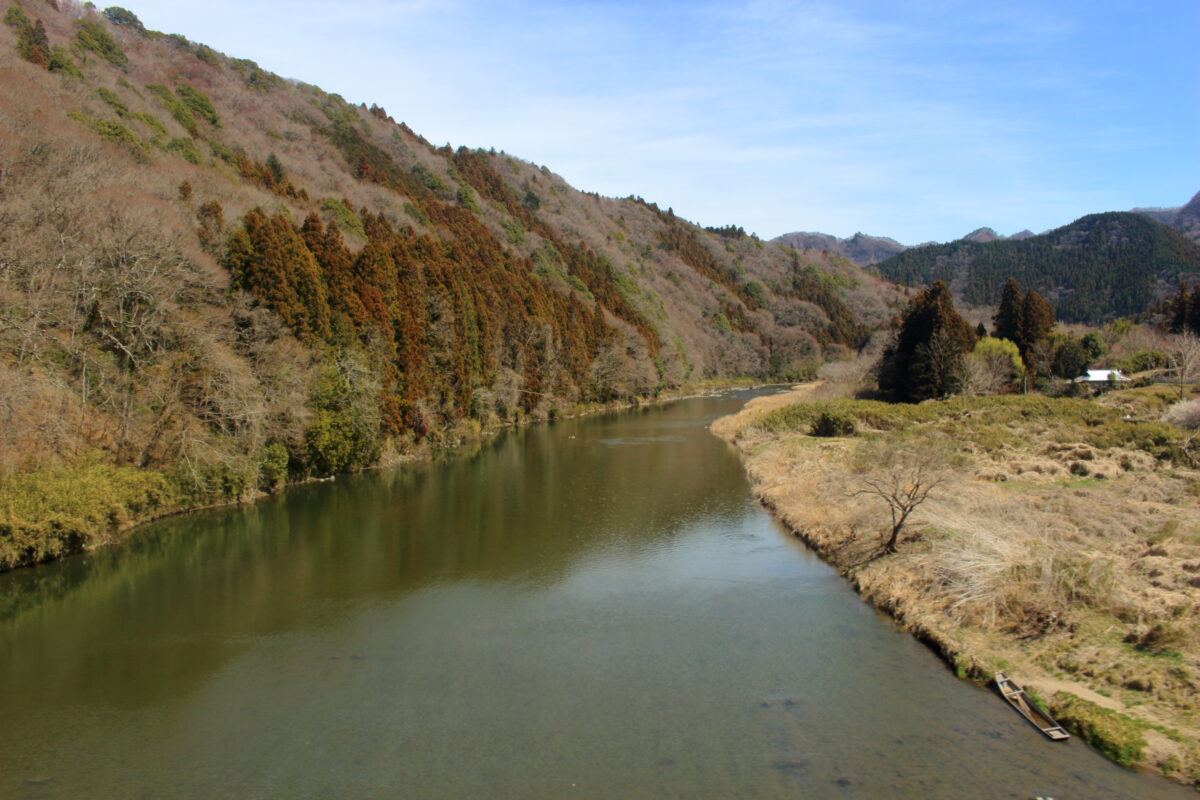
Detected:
left=1051, top=692, right=1147, bottom=767
left=752, top=395, right=1190, bottom=463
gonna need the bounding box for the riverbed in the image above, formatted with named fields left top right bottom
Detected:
left=0, top=390, right=1189, bottom=798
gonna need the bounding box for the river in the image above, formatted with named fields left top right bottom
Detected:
left=0, top=390, right=1189, bottom=799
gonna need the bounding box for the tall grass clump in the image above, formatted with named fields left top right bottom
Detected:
left=0, top=462, right=178, bottom=570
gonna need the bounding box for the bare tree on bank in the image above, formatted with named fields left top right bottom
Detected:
left=852, top=442, right=950, bottom=556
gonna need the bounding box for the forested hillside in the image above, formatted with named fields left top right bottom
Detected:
left=0, top=2, right=895, bottom=569
left=872, top=212, right=1200, bottom=323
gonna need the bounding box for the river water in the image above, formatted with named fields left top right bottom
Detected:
left=0, top=390, right=1190, bottom=799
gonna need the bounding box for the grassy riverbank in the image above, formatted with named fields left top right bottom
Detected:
left=0, top=378, right=767, bottom=573
left=714, top=383, right=1200, bottom=787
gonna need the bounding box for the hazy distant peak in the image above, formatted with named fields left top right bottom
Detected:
left=962, top=227, right=1001, bottom=243
left=771, top=230, right=907, bottom=266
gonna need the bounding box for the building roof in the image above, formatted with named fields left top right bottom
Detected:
left=1074, top=369, right=1131, bottom=383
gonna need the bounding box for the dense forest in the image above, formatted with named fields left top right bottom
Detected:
left=0, top=2, right=898, bottom=569
left=873, top=212, right=1200, bottom=323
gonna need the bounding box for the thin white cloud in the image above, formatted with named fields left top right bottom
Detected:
left=135, top=0, right=1199, bottom=242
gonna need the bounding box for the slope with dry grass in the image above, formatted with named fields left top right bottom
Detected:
left=715, top=385, right=1200, bottom=787
left=0, top=2, right=902, bottom=570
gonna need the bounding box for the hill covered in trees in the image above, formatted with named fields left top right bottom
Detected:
left=0, top=2, right=898, bottom=568
left=771, top=231, right=909, bottom=267
left=872, top=212, right=1200, bottom=323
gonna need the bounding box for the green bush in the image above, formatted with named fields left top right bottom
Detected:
left=809, top=411, right=857, bottom=437
left=165, top=136, right=202, bottom=163
left=67, top=110, right=146, bottom=153
left=147, top=84, right=198, bottom=136
left=0, top=462, right=177, bottom=570
left=131, top=111, right=167, bottom=140
left=320, top=198, right=366, bottom=238
left=175, top=83, right=220, bottom=127
left=258, top=442, right=290, bottom=490
left=1116, top=349, right=1168, bottom=373
left=75, top=19, right=128, bottom=69
left=501, top=217, right=525, bottom=246
left=97, top=86, right=130, bottom=116
left=102, top=6, right=144, bottom=34
left=48, top=46, right=83, bottom=78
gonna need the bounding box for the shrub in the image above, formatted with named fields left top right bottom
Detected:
left=48, top=46, right=83, bottom=78
left=258, top=442, right=290, bottom=490
left=0, top=462, right=177, bottom=570
left=102, top=6, right=144, bottom=34
left=175, top=83, right=220, bottom=127
left=165, top=137, right=202, bottom=163
left=131, top=111, right=167, bottom=140
left=809, top=411, right=857, bottom=437
left=67, top=110, right=146, bottom=153
left=320, top=198, right=366, bottom=238
left=97, top=86, right=130, bottom=116
left=146, top=84, right=198, bottom=136
left=76, top=19, right=128, bottom=69
left=1163, top=399, right=1200, bottom=431
left=501, top=217, right=524, bottom=246
left=1116, top=349, right=1168, bottom=373
left=411, top=163, right=447, bottom=194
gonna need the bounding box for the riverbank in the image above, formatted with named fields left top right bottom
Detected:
left=0, top=378, right=770, bottom=573
left=714, top=384, right=1200, bottom=787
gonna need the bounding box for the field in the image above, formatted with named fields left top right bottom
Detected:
left=715, top=383, right=1200, bottom=786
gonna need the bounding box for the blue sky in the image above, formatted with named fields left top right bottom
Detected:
left=137, top=0, right=1199, bottom=244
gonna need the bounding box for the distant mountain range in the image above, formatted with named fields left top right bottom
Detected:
left=774, top=190, right=1200, bottom=267
left=870, top=212, right=1200, bottom=324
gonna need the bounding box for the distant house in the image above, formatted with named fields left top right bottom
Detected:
left=1073, top=369, right=1131, bottom=384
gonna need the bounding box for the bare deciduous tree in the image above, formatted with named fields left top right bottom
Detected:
left=1166, top=332, right=1200, bottom=401
left=852, top=443, right=949, bottom=555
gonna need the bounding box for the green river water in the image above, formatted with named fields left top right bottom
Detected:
left=0, top=390, right=1191, bottom=799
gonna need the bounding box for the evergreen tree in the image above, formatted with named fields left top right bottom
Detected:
left=1080, top=332, right=1106, bottom=362
left=1051, top=336, right=1090, bottom=380
left=1190, top=285, right=1200, bottom=335
left=1018, top=289, right=1055, bottom=363
left=25, top=19, right=50, bottom=69
left=876, top=280, right=975, bottom=402
left=993, top=278, right=1023, bottom=343
left=1168, top=283, right=1192, bottom=333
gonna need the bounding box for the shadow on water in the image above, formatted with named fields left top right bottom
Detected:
left=0, top=390, right=1192, bottom=799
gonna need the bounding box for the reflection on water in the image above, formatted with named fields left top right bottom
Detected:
left=0, top=391, right=1190, bottom=798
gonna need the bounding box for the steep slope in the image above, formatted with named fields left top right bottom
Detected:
left=0, top=2, right=894, bottom=568
left=1132, top=190, right=1200, bottom=242
left=1171, top=191, right=1200, bottom=241
left=872, top=212, right=1200, bottom=323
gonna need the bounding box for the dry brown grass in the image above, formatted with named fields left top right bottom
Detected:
left=716, top=390, right=1200, bottom=786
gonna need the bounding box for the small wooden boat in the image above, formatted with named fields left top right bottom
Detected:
left=994, top=671, right=1070, bottom=741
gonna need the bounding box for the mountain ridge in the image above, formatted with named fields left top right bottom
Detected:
left=871, top=211, right=1200, bottom=323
